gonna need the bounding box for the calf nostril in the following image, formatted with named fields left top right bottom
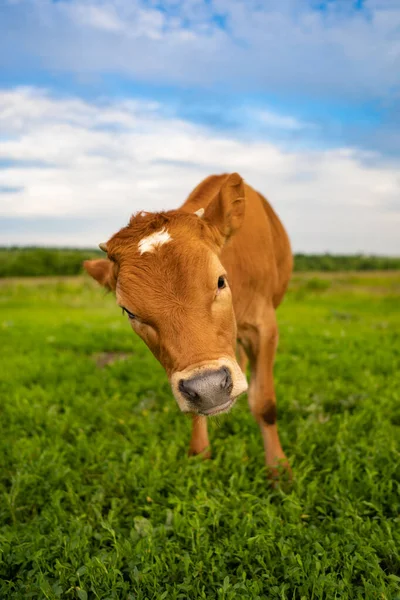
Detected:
left=220, top=372, right=228, bottom=389
left=220, top=367, right=233, bottom=392
left=179, top=379, right=200, bottom=401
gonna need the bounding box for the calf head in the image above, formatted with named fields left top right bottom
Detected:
left=84, top=173, right=248, bottom=416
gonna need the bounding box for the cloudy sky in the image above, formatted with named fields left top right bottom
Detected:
left=0, top=0, right=399, bottom=253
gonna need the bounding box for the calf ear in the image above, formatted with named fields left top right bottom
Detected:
left=83, top=259, right=116, bottom=291
left=204, top=173, right=245, bottom=243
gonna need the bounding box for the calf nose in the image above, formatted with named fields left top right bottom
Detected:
left=178, top=367, right=233, bottom=413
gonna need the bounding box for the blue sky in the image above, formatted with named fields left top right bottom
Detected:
left=0, top=0, right=399, bottom=252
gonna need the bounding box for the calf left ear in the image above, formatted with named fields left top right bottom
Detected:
left=83, top=259, right=116, bottom=291
left=204, top=173, right=245, bottom=243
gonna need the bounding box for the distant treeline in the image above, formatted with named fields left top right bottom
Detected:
left=0, top=247, right=102, bottom=278
left=294, top=253, right=400, bottom=272
left=0, top=247, right=399, bottom=277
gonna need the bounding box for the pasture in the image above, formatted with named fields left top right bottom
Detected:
left=1, top=272, right=399, bottom=599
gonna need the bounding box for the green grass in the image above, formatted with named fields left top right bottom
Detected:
left=1, top=273, right=400, bottom=599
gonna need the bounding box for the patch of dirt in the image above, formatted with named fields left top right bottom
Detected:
left=92, top=352, right=132, bottom=368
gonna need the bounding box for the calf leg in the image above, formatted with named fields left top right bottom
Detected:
left=247, top=313, right=290, bottom=479
left=189, top=414, right=211, bottom=458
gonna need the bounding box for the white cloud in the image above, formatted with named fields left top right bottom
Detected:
left=1, top=0, right=400, bottom=102
left=68, top=4, right=126, bottom=32
left=63, top=1, right=168, bottom=39
left=0, top=87, right=399, bottom=253
left=250, top=109, right=307, bottom=131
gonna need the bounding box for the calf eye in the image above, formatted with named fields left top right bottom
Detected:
left=122, top=307, right=136, bottom=320
left=217, top=275, right=226, bottom=290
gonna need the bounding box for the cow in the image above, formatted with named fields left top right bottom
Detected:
left=84, top=173, right=292, bottom=479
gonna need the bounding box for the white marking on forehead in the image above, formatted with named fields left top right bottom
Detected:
left=194, top=208, right=204, bottom=218
left=138, top=228, right=172, bottom=255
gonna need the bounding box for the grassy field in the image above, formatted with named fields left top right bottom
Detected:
left=1, top=272, right=400, bottom=599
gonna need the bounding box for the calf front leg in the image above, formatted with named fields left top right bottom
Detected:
left=246, top=315, right=290, bottom=480
left=188, top=414, right=211, bottom=458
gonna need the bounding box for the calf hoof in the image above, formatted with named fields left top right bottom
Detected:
left=188, top=446, right=212, bottom=460
left=267, top=459, right=292, bottom=487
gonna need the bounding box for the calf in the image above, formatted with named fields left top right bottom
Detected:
left=84, top=173, right=292, bottom=477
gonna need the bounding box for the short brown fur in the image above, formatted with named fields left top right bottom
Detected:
left=84, top=173, right=292, bottom=478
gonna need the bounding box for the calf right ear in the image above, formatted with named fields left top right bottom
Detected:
left=203, top=173, right=245, bottom=246
left=83, top=259, right=116, bottom=291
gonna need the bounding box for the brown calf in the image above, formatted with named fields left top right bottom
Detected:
left=84, top=173, right=292, bottom=477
